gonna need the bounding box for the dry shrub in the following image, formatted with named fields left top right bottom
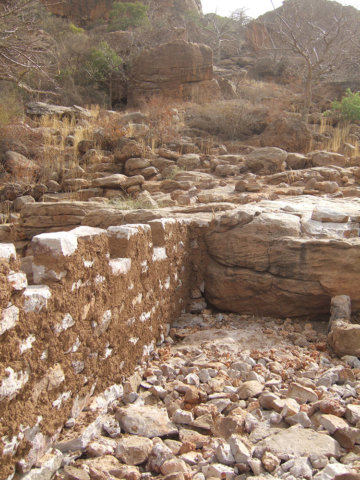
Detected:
left=185, top=100, right=270, bottom=140
left=142, top=96, right=183, bottom=147
left=95, top=112, right=131, bottom=150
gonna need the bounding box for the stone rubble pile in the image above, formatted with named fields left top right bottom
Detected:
left=25, top=313, right=360, bottom=480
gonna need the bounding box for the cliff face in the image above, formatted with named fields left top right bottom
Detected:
left=41, top=0, right=202, bottom=25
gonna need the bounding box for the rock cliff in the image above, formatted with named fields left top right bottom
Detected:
left=41, top=0, right=202, bottom=25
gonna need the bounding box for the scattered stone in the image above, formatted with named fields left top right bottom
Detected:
left=237, top=381, right=264, bottom=400
left=115, top=436, right=153, bottom=465
left=115, top=405, right=178, bottom=438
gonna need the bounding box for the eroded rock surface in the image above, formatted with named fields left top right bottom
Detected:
left=128, top=41, right=221, bottom=106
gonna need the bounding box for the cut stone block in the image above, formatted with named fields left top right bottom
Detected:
left=0, top=243, right=16, bottom=260
left=0, top=304, right=19, bottom=336
left=148, top=218, right=176, bottom=247
left=23, top=285, right=51, bottom=313
left=0, top=366, right=30, bottom=401
left=107, top=224, right=150, bottom=258
left=70, top=226, right=107, bottom=240
left=109, top=258, right=132, bottom=275
left=7, top=271, right=28, bottom=291
left=32, top=232, right=78, bottom=257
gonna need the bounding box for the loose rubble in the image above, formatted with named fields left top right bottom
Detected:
left=23, top=312, right=360, bottom=480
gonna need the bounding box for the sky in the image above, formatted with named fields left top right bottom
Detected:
left=201, top=0, right=360, bottom=19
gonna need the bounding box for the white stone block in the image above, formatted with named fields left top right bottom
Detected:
left=7, top=271, right=27, bottom=290
left=20, top=334, right=36, bottom=354
left=71, top=226, right=106, bottom=240
left=94, top=274, right=105, bottom=284
left=52, top=391, right=72, bottom=409
left=139, top=311, right=151, bottom=322
left=0, top=304, right=19, bottom=336
left=107, top=225, right=141, bottom=240
left=2, top=433, right=24, bottom=457
left=32, top=232, right=78, bottom=257
left=152, top=247, right=167, bottom=261
left=23, top=286, right=51, bottom=313
left=109, top=258, right=131, bottom=275
left=52, top=313, right=75, bottom=334
left=0, top=366, right=30, bottom=401
left=32, top=264, right=66, bottom=284
left=0, top=243, right=16, bottom=261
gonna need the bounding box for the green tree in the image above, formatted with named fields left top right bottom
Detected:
left=108, top=1, right=148, bottom=32
left=85, top=42, right=124, bottom=107
left=332, top=89, right=360, bottom=122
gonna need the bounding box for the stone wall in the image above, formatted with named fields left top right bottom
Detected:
left=0, top=219, right=205, bottom=479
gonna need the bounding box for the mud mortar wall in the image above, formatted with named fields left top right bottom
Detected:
left=0, top=219, right=207, bottom=479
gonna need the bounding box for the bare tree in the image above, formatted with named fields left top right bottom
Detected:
left=201, top=8, right=250, bottom=62
left=251, top=0, right=360, bottom=122
left=0, top=0, right=59, bottom=95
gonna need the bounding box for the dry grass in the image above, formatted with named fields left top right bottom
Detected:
left=318, top=118, right=360, bottom=155
left=36, top=105, right=100, bottom=183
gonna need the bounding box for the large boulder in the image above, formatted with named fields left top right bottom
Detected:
left=309, top=151, right=347, bottom=168
left=259, top=118, right=312, bottom=153
left=246, top=147, right=288, bottom=175
left=128, top=40, right=221, bottom=106
left=3, top=152, right=40, bottom=180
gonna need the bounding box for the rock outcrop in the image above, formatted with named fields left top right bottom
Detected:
left=41, top=0, right=202, bottom=26
left=127, top=40, right=221, bottom=107
left=204, top=198, right=360, bottom=318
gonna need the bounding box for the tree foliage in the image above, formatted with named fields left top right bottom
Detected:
left=332, top=89, right=360, bottom=122
left=85, top=41, right=124, bottom=107
left=108, top=1, right=149, bottom=32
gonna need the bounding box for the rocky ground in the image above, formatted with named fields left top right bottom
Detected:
left=33, top=311, right=360, bottom=480
left=3, top=104, right=360, bottom=480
